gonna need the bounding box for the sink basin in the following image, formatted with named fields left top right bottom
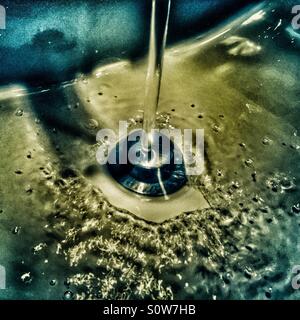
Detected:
left=0, top=0, right=300, bottom=300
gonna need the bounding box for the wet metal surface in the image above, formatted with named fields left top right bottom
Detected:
left=0, top=2, right=300, bottom=299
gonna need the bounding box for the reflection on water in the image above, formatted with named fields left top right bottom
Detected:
left=0, top=3, right=300, bottom=299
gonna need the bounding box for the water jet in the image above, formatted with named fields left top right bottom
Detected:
left=107, top=0, right=187, bottom=197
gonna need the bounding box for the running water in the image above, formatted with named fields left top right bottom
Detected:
left=143, top=0, right=171, bottom=136
left=106, top=0, right=189, bottom=198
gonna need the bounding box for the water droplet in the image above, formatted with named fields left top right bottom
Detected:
left=265, top=288, right=272, bottom=299
left=212, top=125, right=220, bottom=133
left=15, top=109, right=24, bottom=117
left=63, top=290, right=74, bottom=300
left=217, top=170, right=223, bottom=177
left=231, top=181, right=240, bottom=189
left=56, top=243, right=62, bottom=255
left=176, top=273, right=182, bottom=280
left=239, top=142, right=246, bottom=149
left=222, top=273, right=232, bottom=284
left=280, top=177, right=296, bottom=191
left=25, top=186, right=33, bottom=194
left=84, top=119, right=99, bottom=130
left=64, top=278, right=71, bottom=287
left=50, top=280, right=57, bottom=286
left=21, top=272, right=32, bottom=285
left=33, top=243, right=47, bottom=255
left=244, top=269, right=252, bottom=279
left=262, top=137, right=272, bottom=145
left=12, top=226, right=21, bottom=235
left=245, top=159, right=253, bottom=167
left=292, top=204, right=300, bottom=214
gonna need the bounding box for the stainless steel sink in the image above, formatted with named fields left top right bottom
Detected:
left=0, top=0, right=300, bottom=300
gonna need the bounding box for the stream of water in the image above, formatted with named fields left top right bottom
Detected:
left=0, top=1, right=299, bottom=300
left=143, top=0, right=171, bottom=135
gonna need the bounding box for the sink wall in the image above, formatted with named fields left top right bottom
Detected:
left=0, top=0, right=261, bottom=84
